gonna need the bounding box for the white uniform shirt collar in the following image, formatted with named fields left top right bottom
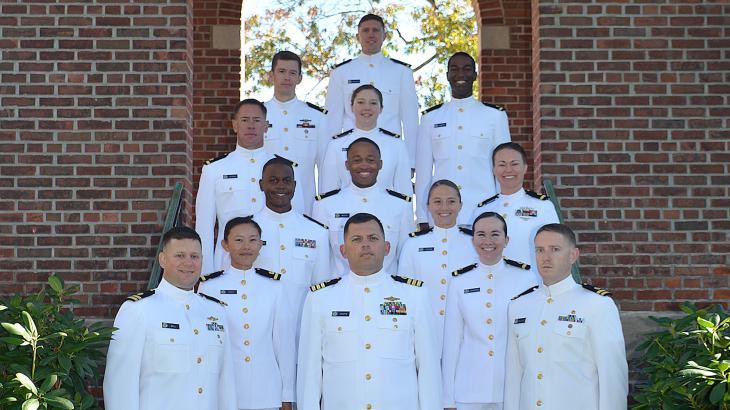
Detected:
left=348, top=268, right=387, bottom=286
left=478, top=258, right=506, bottom=273
left=433, top=224, right=458, bottom=238
left=262, top=205, right=294, bottom=221
left=354, top=126, right=380, bottom=136
left=233, top=144, right=266, bottom=156
left=226, top=265, right=251, bottom=277
left=358, top=52, right=386, bottom=62
left=270, top=96, right=299, bottom=106
left=449, top=96, right=478, bottom=110
left=348, top=183, right=379, bottom=196
left=542, top=274, right=578, bottom=297
left=500, top=187, right=526, bottom=199
left=156, top=278, right=195, bottom=302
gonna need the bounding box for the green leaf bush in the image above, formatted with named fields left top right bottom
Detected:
left=633, top=302, right=730, bottom=409
left=0, top=275, right=115, bottom=410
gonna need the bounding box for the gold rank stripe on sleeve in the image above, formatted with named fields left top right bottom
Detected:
left=525, top=189, right=550, bottom=200
left=582, top=283, right=613, bottom=297
left=391, top=275, right=423, bottom=287
left=255, top=268, right=282, bottom=281
left=315, top=188, right=340, bottom=201
left=386, top=189, right=412, bottom=202
left=306, top=101, right=327, bottom=114
left=198, top=292, right=228, bottom=306
left=421, top=103, right=443, bottom=116
left=125, top=289, right=155, bottom=302
left=409, top=226, right=433, bottom=237
left=504, top=257, right=531, bottom=270
left=379, top=128, right=401, bottom=138
left=310, top=277, right=342, bottom=292
left=332, top=129, right=354, bottom=139
left=388, top=57, right=412, bottom=68
left=481, top=101, right=506, bottom=112
left=303, top=214, right=328, bottom=229
left=477, top=193, right=500, bottom=208
left=451, top=263, right=478, bottom=277
left=199, top=270, right=224, bottom=282
left=204, top=152, right=228, bottom=165
left=511, top=285, right=539, bottom=300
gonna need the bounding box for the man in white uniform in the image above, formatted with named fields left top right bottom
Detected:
left=504, top=224, right=628, bottom=410
left=103, top=227, right=236, bottom=410
left=297, top=213, right=441, bottom=410
left=325, top=13, right=419, bottom=166
left=264, top=51, right=328, bottom=214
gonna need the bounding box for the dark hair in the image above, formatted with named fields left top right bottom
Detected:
left=223, top=216, right=261, bottom=241
left=233, top=98, right=267, bottom=118
left=492, top=142, right=528, bottom=165
left=262, top=156, right=295, bottom=177
left=271, top=50, right=302, bottom=74
left=343, top=212, right=384, bottom=238
left=350, top=84, right=383, bottom=107
left=347, top=137, right=381, bottom=156
left=536, top=223, right=577, bottom=247
left=358, top=13, right=385, bottom=29
left=447, top=52, right=476, bottom=71
left=427, top=179, right=461, bottom=204
left=472, top=211, right=507, bottom=237
left=161, top=226, right=201, bottom=250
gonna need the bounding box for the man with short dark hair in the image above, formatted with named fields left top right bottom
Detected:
left=297, top=213, right=441, bottom=410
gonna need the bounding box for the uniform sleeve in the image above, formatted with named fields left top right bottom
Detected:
left=394, top=140, right=413, bottom=195
left=195, top=164, right=218, bottom=274
left=318, top=140, right=340, bottom=194
left=296, top=292, right=323, bottom=410
left=291, top=164, right=305, bottom=213
left=503, top=302, right=523, bottom=410
left=441, top=278, right=463, bottom=408
left=413, top=287, right=442, bottom=410
left=397, top=239, right=416, bottom=279
left=313, top=228, right=332, bottom=284
left=103, top=302, right=145, bottom=410
left=414, top=116, right=434, bottom=223
left=399, top=66, right=420, bottom=168
left=324, top=67, right=345, bottom=139
left=315, top=111, right=331, bottom=186
left=591, top=298, right=629, bottom=410
left=273, top=286, right=297, bottom=402
left=397, top=201, right=415, bottom=262
left=218, top=311, right=238, bottom=410
left=496, top=110, right=511, bottom=144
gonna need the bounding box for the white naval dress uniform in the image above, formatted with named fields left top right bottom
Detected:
left=442, top=260, right=537, bottom=410
left=415, top=97, right=511, bottom=225
left=198, top=267, right=296, bottom=410
left=296, top=271, right=442, bottom=410
left=325, top=53, right=420, bottom=166
left=311, top=185, right=415, bottom=276
left=318, top=127, right=412, bottom=195
left=397, top=225, right=478, bottom=350
left=264, top=97, right=328, bottom=214
left=103, top=279, right=237, bottom=410
left=195, top=145, right=304, bottom=273
left=473, top=189, right=559, bottom=279
left=504, top=276, right=628, bottom=410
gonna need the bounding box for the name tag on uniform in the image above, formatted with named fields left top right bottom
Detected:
left=223, top=174, right=238, bottom=179
left=331, top=311, right=350, bottom=317
left=514, top=317, right=526, bottom=324
left=515, top=207, right=538, bottom=218
left=161, top=322, right=180, bottom=329
left=434, top=122, right=447, bottom=128
left=341, top=147, right=348, bottom=152
left=418, top=247, right=434, bottom=252
left=335, top=213, right=350, bottom=218
left=220, top=290, right=237, bottom=294
left=295, top=238, right=317, bottom=248
left=464, top=287, right=480, bottom=294
left=348, top=79, right=361, bottom=84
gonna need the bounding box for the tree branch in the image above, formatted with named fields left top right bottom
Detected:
left=413, top=53, right=438, bottom=72
left=394, top=27, right=414, bottom=45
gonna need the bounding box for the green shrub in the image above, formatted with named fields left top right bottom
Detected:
left=632, top=302, right=730, bottom=410
left=0, top=275, right=115, bottom=410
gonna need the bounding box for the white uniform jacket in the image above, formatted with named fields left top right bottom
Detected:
left=198, top=267, right=296, bottom=409
left=319, top=127, right=412, bottom=195
left=325, top=53, right=420, bottom=166
left=442, top=260, right=537, bottom=408
left=297, top=270, right=442, bottom=410
left=264, top=97, right=328, bottom=214
left=397, top=225, right=478, bottom=350
left=195, top=145, right=304, bottom=273
left=504, top=276, right=628, bottom=410
left=311, top=184, right=415, bottom=276
left=103, top=279, right=237, bottom=410
left=415, top=97, right=511, bottom=225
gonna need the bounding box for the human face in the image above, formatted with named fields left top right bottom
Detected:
left=534, top=231, right=579, bottom=286
left=351, top=89, right=382, bottom=130
left=345, top=141, right=381, bottom=188
left=222, top=223, right=263, bottom=271
left=493, top=148, right=527, bottom=195
left=259, top=163, right=295, bottom=213
left=268, top=59, right=302, bottom=101
left=159, top=238, right=203, bottom=290
left=356, top=20, right=385, bottom=55
left=472, top=216, right=509, bottom=265
left=232, top=104, right=266, bottom=149
left=447, top=54, right=477, bottom=99
left=428, top=185, right=462, bottom=228
left=340, top=220, right=390, bottom=276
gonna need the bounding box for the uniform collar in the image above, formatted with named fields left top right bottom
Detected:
left=449, top=96, right=478, bottom=110
left=542, top=275, right=578, bottom=298
left=433, top=224, right=458, bottom=237
left=270, top=96, right=299, bottom=107
left=478, top=258, right=506, bottom=272
left=500, top=187, right=525, bottom=198
left=354, top=126, right=379, bottom=135
left=226, top=265, right=252, bottom=277
left=233, top=144, right=266, bottom=156
left=348, top=183, right=379, bottom=196
left=348, top=268, right=387, bottom=286
left=263, top=205, right=294, bottom=220
left=358, top=52, right=386, bottom=62
left=156, top=278, right=194, bottom=302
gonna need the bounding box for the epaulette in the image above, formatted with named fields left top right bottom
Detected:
left=204, top=152, right=228, bottom=165
left=386, top=189, right=412, bottom=202
left=125, top=289, right=155, bottom=302
left=274, top=154, right=298, bottom=167
left=477, top=193, right=500, bottom=207
left=511, top=285, right=538, bottom=300
left=199, top=270, right=224, bottom=282
left=409, top=226, right=433, bottom=237
left=306, top=101, right=327, bottom=114
left=451, top=263, right=477, bottom=277
left=333, top=129, right=354, bottom=139
left=315, top=188, right=340, bottom=201
left=255, top=268, right=282, bottom=281
left=333, top=59, right=352, bottom=69
left=303, top=214, right=328, bottom=229
left=379, top=128, right=400, bottom=138
left=458, top=226, right=473, bottom=236
left=199, top=292, right=227, bottom=306
left=525, top=189, right=549, bottom=200
left=389, top=57, right=411, bottom=68
left=482, top=101, right=506, bottom=112
left=421, top=103, right=443, bottom=115
left=582, top=283, right=612, bottom=297
left=310, top=277, right=341, bottom=292
left=391, top=275, right=423, bottom=287
left=504, top=257, right=531, bottom=270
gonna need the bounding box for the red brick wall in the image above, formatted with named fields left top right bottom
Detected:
left=531, top=0, right=730, bottom=310
left=0, top=1, right=195, bottom=318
